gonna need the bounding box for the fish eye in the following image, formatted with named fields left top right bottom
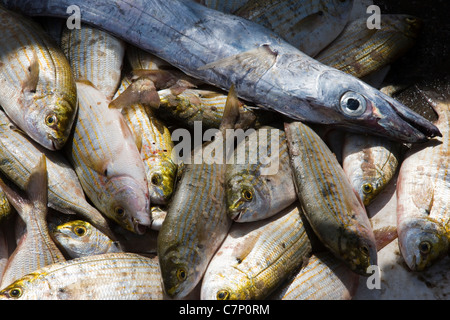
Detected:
left=419, top=241, right=431, bottom=255
left=114, top=206, right=125, bottom=218
left=216, top=290, right=229, bottom=300
left=241, top=188, right=253, bottom=202
left=151, top=173, right=163, bottom=186
left=362, top=183, right=373, bottom=194
left=8, top=287, right=23, bottom=298
left=73, top=225, right=87, bottom=237
left=176, top=268, right=187, bottom=282
left=339, top=91, right=367, bottom=117
left=45, top=114, right=58, bottom=128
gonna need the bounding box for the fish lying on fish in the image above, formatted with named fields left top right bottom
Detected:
left=0, top=5, right=78, bottom=150
left=4, top=0, right=441, bottom=143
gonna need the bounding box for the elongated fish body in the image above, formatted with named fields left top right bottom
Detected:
left=316, top=14, right=422, bottom=78
left=0, top=110, right=112, bottom=237
left=52, top=220, right=122, bottom=259
left=5, top=0, right=441, bottom=143
left=0, top=252, right=163, bottom=300
left=61, top=23, right=125, bottom=100
left=270, top=252, right=359, bottom=300
left=195, top=0, right=249, bottom=14
left=285, top=121, right=377, bottom=275
left=226, top=126, right=296, bottom=222
left=114, top=76, right=177, bottom=205
left=66, top=81, right=150, bottom=234
left=0, top=5, right=77, bottom=151
left=0, top=157, right=66, bottom=289
left=342, top=133, right=402, bottom=206
left=201, top=203, right=312, bottom=300
left=397, top=89, right=450, bottom=271
left=235, top=0, right=353, bottom=57
left=126, top=45, right=173, bottom=71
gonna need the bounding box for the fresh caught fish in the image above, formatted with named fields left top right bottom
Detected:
left=52, top=220, right=122, bottom=259
left=126, top=45, right=173, bottom=71
left=226, top=125, right=297, bottom=222
left=234, top=0, right=354, bottom=57
left=0, top=156, right=66, bottom=288
left=5, top=0, right=441, bottom=143
left=316, top=14, right=422, bottom=79
left=285, top=120, right=377, bottom=275
left=157, top=86, right=239, bottom=299
left=61, top=23, right=125, bottom=100
left=0, top=252, right=164, bottom=300
left=114, top=76, right=177, bottom=205
left=201, top=203, right=312, bottom=300
left=0, top=5, right=77, bottom=150
left=65, top=81, right=150, bottom=234
left=342, top=133, right=403, bottom=206
left=397, top=86, right=450, bottom=271
left=0, top=109, right=113, bottom=238
left=0, top=184, right=12, bottom=223
left=269, top=251, right=359, bottom=300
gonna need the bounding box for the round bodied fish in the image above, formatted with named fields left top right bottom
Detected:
left=5, top=0, right=441, bottom=144
left=226, top=125, right=297, bottom=222
left=0, top=6, right=77, bottom=151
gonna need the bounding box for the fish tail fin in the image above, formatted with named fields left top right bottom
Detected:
left=220, top=84, right=240, bottom=132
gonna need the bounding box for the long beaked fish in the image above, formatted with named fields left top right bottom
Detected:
left=0, top=252, right=164, bottom=300
left=0, top=5, right=77, bottom=151
left=3, top=0, right=441, bottom=143
left=65, top=81, right=151, bottom=234
left=285, top=120, right=377, bottom=275
left=396, top=87, right=450, bottom=271
left=0, top=156, right=66, bottom=289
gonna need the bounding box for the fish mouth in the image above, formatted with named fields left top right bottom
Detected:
left=133, top=219, right=148, bottom=235
left=49, top=135, right=66, bottom=150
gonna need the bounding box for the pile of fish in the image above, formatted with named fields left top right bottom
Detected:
left=0, top=0, right=447, bottom=300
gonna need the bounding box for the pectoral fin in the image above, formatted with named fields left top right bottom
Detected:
left=21, top=50, right=40, bottom=94
left=109, top=76, right=160, bottom=109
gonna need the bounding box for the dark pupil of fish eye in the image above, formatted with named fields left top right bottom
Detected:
left=361, top=245, right=369, bottom=256
left=151, top=174, right=161, bottom=185
left=218, top=291, right=226, bottom=299
left=116, top=208, right=124, bottom=216
left=75, top=227, right=85, bottom=236
left=419, top=242, right=430, bottom=254
left=10, top=289, right=20, bottom=297
left=346, top=98, right=360, bottom=111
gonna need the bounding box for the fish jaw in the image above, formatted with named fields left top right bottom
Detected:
left=398, top=218, right=449, bottom=271
left=314, top=70, right=441, bottom=143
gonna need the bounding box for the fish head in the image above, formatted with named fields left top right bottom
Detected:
left=389, top=14, right=423, bottom=39
left=104, top=176, right=151, bottom=235
left=314, top=70, right=441, bottom=143
left=398, top=218, right=449, bottom=271
left=158, top=244, right=201, bottom=299
left=201, top=272, right=253, bottom=300
left=226, top=173, right=269, bottom=222
left=25, top=94, right=78, bottom=150
left=52, top=220, right=94, bottom=257
left=0, top=273, right=39, bottom=300
left=146, top=159, right=178, bottom=205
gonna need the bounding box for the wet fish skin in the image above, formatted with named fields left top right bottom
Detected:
left=201, top=203, right=312, bottom=300
left=0, top=109, right=113, bottom=238
left=114, top=76, right=177, bottom=205
left=66, top=81, right=151, bottom=234
left=52, top=220, right=122, bottom=259
left=195, top=0, right=249, bottom=14
left=0, top=5, right=77, bottom=151
left=226, top=126, right=297, bottom=222
left=5, top=0, right=441, bottom=143
left=396, top=88, right=450, bottom=271
left=0, top=156, right=66, bottom=288
left=285, top=120, right=377, bottom=276
left=61, top=23, right=125, bottom=100
left=0, top=252, right=164, bottom=300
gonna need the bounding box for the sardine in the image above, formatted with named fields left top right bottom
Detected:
left=226, top=125, right=297, bottom=222
left=157, top=86, right=239, bottom=299
left=61, top=23, right=125, bottom=100
left=269, top=251, right=359, bottom=300
left=234, top=0, right=354, bottom=57
left=285, top=120, right=377, bottom=275
left=396, top=86, right=450, bottom=271
left=0, top=5, right=77, bottom=150
left=0, top=109, right=113, bottom=238
left=0, top=156, right=66, bottom=288
left=316, top=14, right=422, bottom=78
left=114, top=76, right=177, bottom=205
left=0, top=252, right=164, bottom=300
left=6, top=0, right=441, bottom=143
left=52, top=220, right=122, bottom=259
left=342, top=133, right=403, bottom=206
left=201, top=203, right=312, bottom=300
left=65, top=81, right=150, bottom=234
